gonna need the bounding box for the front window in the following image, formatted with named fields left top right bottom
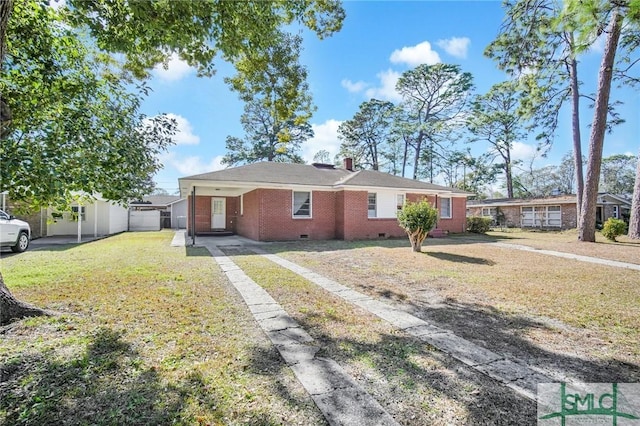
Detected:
left=368, top=193, right=377, bottom=218
left=396, top=194, right=405, bottom=211
left=613, top=205, right=619, bottom=219
left=440, top=197, right=451, bottom=219
left=71, top=206, right=86, bottom=221
left=292, top=191, right=311, bottom=218
left=482, top=207, right=496, bottom=217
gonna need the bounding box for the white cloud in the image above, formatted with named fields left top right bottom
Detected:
left=365, top=69, right=402, bottom=102
left=341, top=79, right=369, bottom=93
left=166, top=113, right=200, bottom=145
left=511, top=142, right=538, bottom=161
left=302, top=120, right=343, bottom=163
left=390, top=41, right=441, bottom=67
left=588, top=34, right=605, bottom=55
left=152, top=54, right=194, bottom=82
left=436, top=37, right=471, bottom=59
left=163, top=152, right=225, bottom=175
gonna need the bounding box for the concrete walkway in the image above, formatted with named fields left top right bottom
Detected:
left=490, top=241, right=640, bottom=271
left=200, top=239, right=400, bottom=426
left=181, top=233, right=635, bottom=415
left=251, top=248, right=551, bottom=401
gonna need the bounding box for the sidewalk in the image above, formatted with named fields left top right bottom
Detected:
left=200, top=239, right=400, bottom=426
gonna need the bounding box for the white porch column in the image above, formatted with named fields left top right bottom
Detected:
left=77, top=201, right=82, bottom=243
left=94, top=202, right=98, bottom=237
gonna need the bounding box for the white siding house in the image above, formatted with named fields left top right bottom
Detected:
left=47, top=197, right=128, bottom=237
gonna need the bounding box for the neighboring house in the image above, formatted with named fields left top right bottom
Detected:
left=129, top=195, right=187, bottom=230
left=467, top=193, right=631, bottom=230
left=47, top=196, right=129, bottom=237
left=178, top=160, right=471, bottom=242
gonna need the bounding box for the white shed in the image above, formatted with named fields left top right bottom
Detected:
left=47, top=197, right=128, bottom=238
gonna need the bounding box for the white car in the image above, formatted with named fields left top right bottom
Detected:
left=0, top=209, right=31, bottom=252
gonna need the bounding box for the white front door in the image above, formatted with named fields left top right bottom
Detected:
left=211, top=198, right=226, bottom=229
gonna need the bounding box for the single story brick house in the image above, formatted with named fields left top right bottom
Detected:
left=467, top=193, right=631, bottom=229
left=178, top=160, right=471, bottom=242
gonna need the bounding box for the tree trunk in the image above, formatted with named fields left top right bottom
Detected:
left=628, top=153, right=640, bottom=239
left=1, top=0, right=14, bottom=137
left=412, top=133, right=423, bottom=180
left=569, top=51, right=584, bottom=218
left=0, top=272, right=51, bottom=325
left=505, top=150, right=514, bottom=198
left=0, top=0, right=51, bottom=325
left=578, top=9, right=623, bottom=242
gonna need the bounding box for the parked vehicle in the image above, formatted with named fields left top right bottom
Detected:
left=0, top=209, right=31, bottom=252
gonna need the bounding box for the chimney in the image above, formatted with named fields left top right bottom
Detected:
left=343, top=157, right=353, bottom=171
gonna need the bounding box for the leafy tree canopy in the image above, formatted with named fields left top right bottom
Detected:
left=1, top=1, right=176, bottom=211
left=222, top=98, right=310, bottom=165
left=337, top=99, right=396, bottom=171
left=65, top=0, right=345, bottom=79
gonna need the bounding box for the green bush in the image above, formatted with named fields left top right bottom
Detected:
left=602, top=218, right=627, bottom=241
left=397, top=200, right=438, bottom=252
left=467, top=216, right=492, bottom=234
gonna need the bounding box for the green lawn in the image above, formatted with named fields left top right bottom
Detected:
left=2, top=230, right=639, bottom=425
left=0, top=232, right=323, bottom=426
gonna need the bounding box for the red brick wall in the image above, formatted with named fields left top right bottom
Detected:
left=335, top=191, right=346, bottom=239
left=192, top=189, right=468, bottom=240
left=338, top=191, right=406, bottom=240
left=226, top=197, right=238, bottom=232
left=236, top=191, right=260, bottom=240
left=257, top=189, right=337, bottom=241
left=186, top=195, right=212, bottom=233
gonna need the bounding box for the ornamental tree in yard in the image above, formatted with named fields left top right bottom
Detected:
left=397, top=200, right=439, bottom=252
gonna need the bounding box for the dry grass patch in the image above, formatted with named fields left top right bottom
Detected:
left=226, top=249, right=535, bottom=425
left=484, top=229, right=640, bottom=265
left=1, top=232, right=323, bottom=426
left=267, top=238, right=640, bottom=381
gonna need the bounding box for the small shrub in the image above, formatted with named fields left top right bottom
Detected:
left=602, top=218, right=627, bottom=241
left=467, top=217, right=492, bottom=234
left=397, top=200, right=438, bottom=252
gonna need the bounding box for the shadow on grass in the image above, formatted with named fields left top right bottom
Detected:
left=0, top=327, right=223, bottom=426
left=185, top=246, right=212, bottom=257
left=403, top=298, right=640, bottom=384
left=425, top=251, right=496, bottom=265
left=248, top=312, right=537, bottom=426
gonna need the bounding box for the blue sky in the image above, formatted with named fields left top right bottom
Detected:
left=141, top=1, right=639, bottom=194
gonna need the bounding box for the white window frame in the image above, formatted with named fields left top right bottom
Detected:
left=292, top=191, right=312, bottom=218
left=70, top=206, right=86, bottom=222
left=440, top=197, right=452, bottom=219
left=396, top=194, right=406, bottom=211
left=613, top=205, right=619, bottom=219
left=240, top=194, right=244, bottom=216
left=368, top=193, right=377, bottom=218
